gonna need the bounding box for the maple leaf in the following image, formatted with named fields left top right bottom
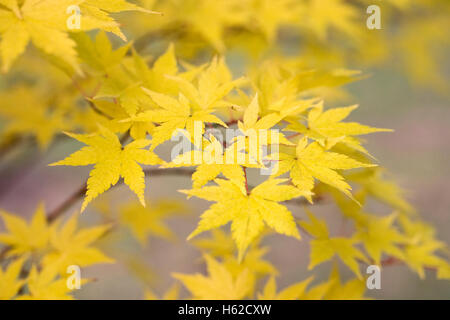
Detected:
left=72, top=31, right=132, bottom=73
left=285, top=104, right=392, bottom=154
left=119, top=200, right=186, bottom=245
left=320, top=263, right=367, bottom=300
left=286, top=103, right=393, bottom=140
left=193, top=229, right=277, bottom=278
left=403, top=241, right=448, bottom=279
left=399, top=215, right=449, bottom=279
left=249, top=60, right=352, bottom=117
left=249, top=62, right=307, bottom=116
left=155, top=0, right=247, bottom=52
left=172, top=254, right=254, bottom=300
left=272, top=137, right=375, bottom=202
left=0, top=87, right=71, bottom=149
left=355, top=214, right=408, bottom=265
left=347, top=168, right=414, bottom=213
left=50, top=126, right=163, bottom=212
left=304, top=0, right=359, bottom=40
left=181, top=178, right=310, bottom=259
left=192, top=229, right=236, bottom=258
left=224, top=246, right=278, bottom=279
left=0, top=0, right=157, bottom=72
left=437, top=262, right=450, bottom=280
left=167, top=57, right=246, bottom=110
left=0, top=203, right=50, bottom=256
left=166, top=134, right=260, bottom=189
left=42, top=212, right=113, bottom=272
left=18, top=264, right=76, bottom=300
left=251, top=0, right=303, bottom=43
left=0, top=257, right=26, bottom=300
left=306, top=104, right=391, bottom=138
left=83, top=99, right=156, bottom=140
left=233, top=94, right=295, bottom=164
left=333, top=192, right=408, bottom=264
left=299, top=210, right=369, bottom=278
left=258, top=276, right=314, bottom=300
left=97, top=44, right=184, bottom=117
left=126, top=89, right=227, bottom=149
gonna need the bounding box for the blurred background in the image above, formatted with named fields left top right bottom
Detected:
left=0, top=0, right=449, bottom=299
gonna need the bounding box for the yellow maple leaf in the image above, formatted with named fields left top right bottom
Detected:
left=355, top=214, right=408, bottom=265
left=333, top=192, right=408, bottom=264
left=127, top=89, right=227, bottom=149
left=192, top=229, right=236, bottom=258
left=172, top=254, right=254, bottom=300
left=119, top=200, right=186, bottom=245
left=0, top=87, right=71, bottom=149
left=72, top=30, right=132, bottom=73
left=167, top=57, right=246, bottom=110
left=272, top=137, right=375, bottom=202
left=50, top=126, right=163, bottom=212
left=0, top=257, right=26, bottom=300
left=153, top=0, right=247, bottom=52
left=233, top=94, right=295, bottom=164
left=251, top=0, right=303, bottom=43
left=193, top=229, right=277, bottom=279
left=285, top=104, right=392, bottom=154
left=181, top=178, right=310, bottom=259
left=287, top=104, right=391, bottom=139
left=299, top=210, right=369, bottom=278
left=0, top=0, right=158, bottom=72
left=18, top=264, right=76, bottom=300
left=303, top=0, right=359, bottom=40
left=320, top=263, right=368, bottom=300
left=0, top=203, right=50, bottom=256
left=97, top=44, right=183, bottom=117
left=437, top=262, right=450, bottom=280
left=42, top=212, right=114, bottom=272
left=258, top=276, right=314, bottom=300
left=399, top=215, right=449, bottom=279
left=346, top=168, right=414, bottom=213
left=166, top=134, right=260, bottom=189
left=83, top=99, right=156, bottom=140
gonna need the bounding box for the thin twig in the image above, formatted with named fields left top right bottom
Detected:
left=46, top=184, right=87, bottom=223
left=46, top=167, right=196, bottom=223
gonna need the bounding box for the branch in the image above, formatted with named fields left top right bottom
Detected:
left=0, top=164, right=318, bottom=262
left=47, top=168, right=195, bottom=223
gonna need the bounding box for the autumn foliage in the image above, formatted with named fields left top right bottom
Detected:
left=0, top=0, right=449, bottom=300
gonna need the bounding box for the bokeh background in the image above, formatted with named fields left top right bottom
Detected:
left=0, top=0, right=449, bottom=299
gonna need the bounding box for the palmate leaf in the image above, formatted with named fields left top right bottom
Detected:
left=165, top=134, right=261, bottom=189
left=0, top=0, right=158, bottom=72
left=235, top=94, right=295, bottom=162
left=96, top=44, right=183, bottom=117
left=172, top=254, right=254, bottom=300
left=0, top=257, right=26, bottom=300
left=320, top=263, right=367, bottom=300
left=299, top=210, right=369, bottom=279
left=17, top=264, right=78, bottom=300
left=181, top=178, right=310, bottom=260
left=0, top=204, right=50, bottom=256
left=193, top=229, right=278, bottom=279
left=50, top=126, right=163, bottom=212
left=42, top=212, right=114, bottom=272
left=126, top=89, right=227, bottom=149
left=272, top=137, right=375, bottom=202
left=284, top=104, right=392, bottom=154
left=119, top=200, right=186, bottom=246
left=0, top=86, right=72, bottom=149
left=258, top=276, right=314, bottom=300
